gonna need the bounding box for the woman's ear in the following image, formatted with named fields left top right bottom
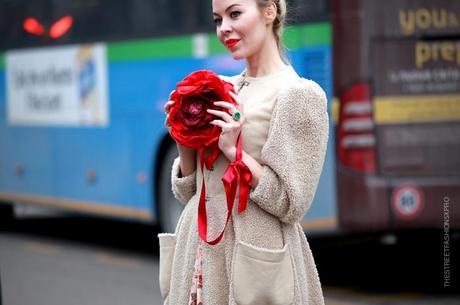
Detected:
left=264, top=2, right=277, bottom=25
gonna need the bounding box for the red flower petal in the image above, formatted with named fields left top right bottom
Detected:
left=166, top=70, right=237, bottom=149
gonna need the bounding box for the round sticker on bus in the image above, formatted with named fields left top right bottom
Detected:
left=391, top=184, right=424, bottom=219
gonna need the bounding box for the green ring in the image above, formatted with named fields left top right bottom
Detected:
left=233, top=111, right=241, bottom=121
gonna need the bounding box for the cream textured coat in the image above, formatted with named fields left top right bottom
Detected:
left=158, top=65, right=329, bottom=305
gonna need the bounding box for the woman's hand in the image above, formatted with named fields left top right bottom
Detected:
left=208, top=91, right=244, bottom=162
left=163, top=90, right=175, bottom=132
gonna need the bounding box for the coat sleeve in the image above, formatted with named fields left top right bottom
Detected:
left=171, top=157, right=197, bottom=205
left=249, top=79, right=329, bottom=224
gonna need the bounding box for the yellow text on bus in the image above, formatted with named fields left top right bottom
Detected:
left=415, top=41, right=460, bottom=68
left=400, top=8, right=460, bottom=36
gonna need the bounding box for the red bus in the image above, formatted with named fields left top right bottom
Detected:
left=333, top=0, right=460, bottom=232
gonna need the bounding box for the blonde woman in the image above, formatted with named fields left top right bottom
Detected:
left=160, top=0, right=329, bottom=304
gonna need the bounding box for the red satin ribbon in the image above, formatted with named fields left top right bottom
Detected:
left=198, top=134, right=252, bottom=245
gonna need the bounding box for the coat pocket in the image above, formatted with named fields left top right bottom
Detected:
left=158, top=233, right=176, bottom=298
left=233, top=240, right=294, bottom=305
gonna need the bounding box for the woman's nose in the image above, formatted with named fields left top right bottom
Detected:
left=220, top=18, right=232, bottom=34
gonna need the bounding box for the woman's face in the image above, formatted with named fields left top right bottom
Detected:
left=212, top=0, right=270, bottom=60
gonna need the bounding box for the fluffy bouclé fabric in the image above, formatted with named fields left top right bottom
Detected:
left=159, top=66, right=329, bottom=305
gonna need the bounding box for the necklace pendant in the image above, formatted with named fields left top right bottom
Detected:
left=236, top=79, right=249, bottom=95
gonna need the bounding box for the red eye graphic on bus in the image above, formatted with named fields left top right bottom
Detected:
left=49, top=16, right=73, bottom=39
left=23, top=17, right=45, bottom=36
left=23, top=16, right=73, bottom=39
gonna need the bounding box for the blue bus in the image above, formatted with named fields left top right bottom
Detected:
left=0, top=0, right=336, bottom=234
left=3, top=0, right=457, bottom=237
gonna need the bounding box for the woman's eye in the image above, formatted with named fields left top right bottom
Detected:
left=213, top=18, right=222, bottom=25
left=230, top=11, right=241, bottom=18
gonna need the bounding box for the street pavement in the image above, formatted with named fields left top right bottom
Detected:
left=0, top=216, right=458, bottom=305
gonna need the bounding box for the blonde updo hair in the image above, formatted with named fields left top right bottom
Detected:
left=256, top=0, right=289, bottom=63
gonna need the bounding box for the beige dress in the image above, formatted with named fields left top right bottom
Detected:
left=158, top=64, right=329, bottom=305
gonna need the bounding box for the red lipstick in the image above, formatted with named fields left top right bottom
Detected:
left=225, top=38, right=241, bottom=49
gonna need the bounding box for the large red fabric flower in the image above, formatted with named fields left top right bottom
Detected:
left=166, top=70, right=251, bottom=247
left=167, top=70, right=237, bottom=149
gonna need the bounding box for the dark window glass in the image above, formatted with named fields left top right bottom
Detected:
left=287, top=0, right=330, bottom=24
left=0, top=0, right=330, bottom=50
